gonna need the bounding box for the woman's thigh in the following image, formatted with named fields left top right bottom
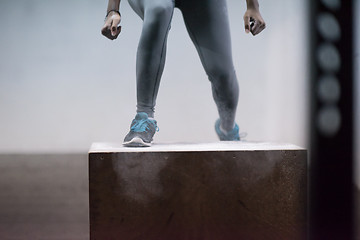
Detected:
left=179, top=0, right=235, bottom=77
left=128, top=0, right=175, bottom=20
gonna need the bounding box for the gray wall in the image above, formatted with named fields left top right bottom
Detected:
left=0, top=0, right=308, bottom=153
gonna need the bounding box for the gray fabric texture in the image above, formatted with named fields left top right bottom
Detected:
left=129, top=0, right=239, bottom=131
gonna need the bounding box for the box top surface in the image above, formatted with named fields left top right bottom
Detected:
left=89, top=142, right=305, bottom=153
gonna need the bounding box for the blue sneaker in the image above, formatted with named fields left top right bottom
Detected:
left=123, top=112, right=159, bottom=147
left=215, top=119, right=240, bottom=141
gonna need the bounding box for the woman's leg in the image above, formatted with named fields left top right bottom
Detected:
left=178, top=0, right=239, bottom=134
left=124, top=0, right=174, bottom=147
left=128, top=0, right=175, bottom=118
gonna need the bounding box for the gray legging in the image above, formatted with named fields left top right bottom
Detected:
left=128, top=0, right=239, bottom=131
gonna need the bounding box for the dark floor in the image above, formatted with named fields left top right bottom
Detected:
left=0, top=154, right=359, bottom=240
left=0, top=154, right=88, bottom=240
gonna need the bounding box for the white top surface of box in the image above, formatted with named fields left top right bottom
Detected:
left=89, top=142, right=305, bottom=153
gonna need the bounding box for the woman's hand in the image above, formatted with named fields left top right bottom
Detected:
left=243, top=8, right=266, bottom=36
left=101, top=11, right=122, bottom=40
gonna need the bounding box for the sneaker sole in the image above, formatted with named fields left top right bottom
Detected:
left=123, top=137, right=151, bottom=147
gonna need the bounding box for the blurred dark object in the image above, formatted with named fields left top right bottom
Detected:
left=309, top=0, right=355, bottom=239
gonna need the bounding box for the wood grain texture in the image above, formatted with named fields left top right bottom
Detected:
left=89, top=148, right=307, bottom=240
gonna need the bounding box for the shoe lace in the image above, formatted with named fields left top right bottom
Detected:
left=131, top=119, right=159, bottom=133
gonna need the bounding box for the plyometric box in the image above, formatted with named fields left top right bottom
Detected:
left=89, top=142, right=307, bottom=240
